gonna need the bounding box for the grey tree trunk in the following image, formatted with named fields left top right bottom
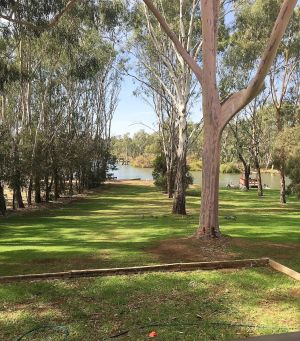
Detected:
left=280, top=167, right=286, bottom=203
left=45, top=175, right=52, bottom=202
left=239, top=154, right=250, bottom=190
left=27, top=177, right=33, bottom=205
left=35, top=176, right=42, bottom=203
left=69, top=169, right=74, bottom=196
left=0, top=183, right=6, bottom=216
left=15, top=186, right=25, bottom=209
left=172, top=160, right=187, bottom=215
left=166, top=169, right=175, bottom=199
left=172, top=111, right=188, bottom=215
left=254, top=159, right=263, bottom=197
left=54, top=169, right=60, bottom=200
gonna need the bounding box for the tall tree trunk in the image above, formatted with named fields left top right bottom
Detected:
left=254, top=160, right=263, bottom=197
left=45, top=175, right=52, bottom=202
left=144, top=0, right=297, bottom=238
left=238, top=153, right=250, bottom=190
left=172, top=160, right=186, bottom=215
left=53, top=168, right=60, bottom=200
left=0, top=183, right=6, bottom=216
left=15, top=186, right=25, bottom=209
left=69, top=169, right=73, bottom=196
left=195, top=125, right=221, bottom=238
left=166, top=169, right=175, bottom=199
left=35, top=175, right=42, bottom=203
left=12, top=190, right=16, bottom=210
left=244, top=164, right=251, bottom=191
left=27, top=177, right=33, bottom=205
left=279, top=167, right=286, bottom=203
left=172, top=111, right=187, bottom=215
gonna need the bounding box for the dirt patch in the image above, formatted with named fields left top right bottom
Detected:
left=231, top=238, right=300, bottom=251
left=1, top=195, right=86, bottom=219
left=147, top=236, right=300, bottom=264
left=146, top=236, right=239, bottom=263
left=106, top=179, right=154, bottom=186
left=289, top=288, right=300, bottom=298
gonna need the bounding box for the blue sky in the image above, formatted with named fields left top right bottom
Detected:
left=111, top=73, right=201, bottom=136
left=111, top=74, right=157, bottom=136
left=111, top=0, right=299, bottom=137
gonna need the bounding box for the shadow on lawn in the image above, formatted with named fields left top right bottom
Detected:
left=0, top=183, right=299, bottom=276
left=0, top=184, right=195, bottom=275
left=0, top=269, right=299, bottom=341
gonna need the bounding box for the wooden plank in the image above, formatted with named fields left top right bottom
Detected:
left=269, top=259, right=300, bottom=281
left=0, top=258, right=269, bottom=283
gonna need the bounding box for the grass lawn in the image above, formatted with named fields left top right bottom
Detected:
left=0, top=181, right=299, bottom=340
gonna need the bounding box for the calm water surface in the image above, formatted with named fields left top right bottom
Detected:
left=113, top=165, right=287, bottom=190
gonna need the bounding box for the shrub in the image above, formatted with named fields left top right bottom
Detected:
left=152, top=154, right=168, bottom=192
left=286, top=150, right=300, bottom=199
left=188, top=158, right=202, bottom=171
left=131, top=154, right=155, bottom=168
left=220, top=162, right=240, bottom=174
left=152, top=154, right=193, bottom=192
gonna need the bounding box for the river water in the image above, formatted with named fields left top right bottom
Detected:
left=112, top=165, right=287, bottom=190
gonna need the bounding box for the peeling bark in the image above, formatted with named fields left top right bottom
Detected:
left=196, top=124, right=221, bottom=238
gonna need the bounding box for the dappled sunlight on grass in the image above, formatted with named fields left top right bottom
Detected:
left=0, top=270, right=299, bottom=340
left=0, top=182, right=299, bottom=340
left=0, top=183, right=299, bottom=275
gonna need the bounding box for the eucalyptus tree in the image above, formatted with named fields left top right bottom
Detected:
left=143, top=0, right=297, bottom=237
left=132, top=0, right=201, bottom=214
left=223, top=0, right=300, bottom=203
left=0, top=0, right=123, bottom=209
left=132, top=69, right=178, bottom=198
left=269, top=7, right=300, bottom=203
left=154, top=90, right=178, bottom=199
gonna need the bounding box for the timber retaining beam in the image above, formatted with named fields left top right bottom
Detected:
left=269, top=259, right=300, bottom=281
left=0, top=258, right=299, bottom=284
left=0, top=258, right=270, bottom=283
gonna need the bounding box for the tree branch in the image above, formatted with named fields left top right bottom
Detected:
left=220, top=0, right=297, bottom=129
left=0, top=0, right=79, bottom=31
left=143, top=0, right=203, bottom=84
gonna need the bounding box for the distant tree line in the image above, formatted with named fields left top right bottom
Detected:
left=0, top=1, right=125, bottom=215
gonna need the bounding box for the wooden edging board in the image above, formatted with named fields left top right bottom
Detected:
left=0, top=258, right=269, bottom=283
left=269, top=259, right=300, bottom=281
left=0, top=258, right=299, bottom=283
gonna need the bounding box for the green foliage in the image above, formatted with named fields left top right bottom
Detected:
left=0, top=1, right=124, bottom=208
left=112, top=130, right=160, bottom=162
left=152, top=154, right=168, bottom=192
left=220, top=163, right=240, bottom=174
left=152, top=154, right=193, bottom=192
left=286, top=150, right=300, bottom=199
left=274, top=126, right=300, bottom=199
left=188, top=158, right=202, bottom=171
left=131, top=154, right=155, bottom=168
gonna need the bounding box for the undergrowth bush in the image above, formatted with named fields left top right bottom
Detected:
left=131, top=154, right=155, bottom=168
left=220, top=162, right=240, bottom=174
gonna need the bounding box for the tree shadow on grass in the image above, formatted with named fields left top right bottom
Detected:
left=0, top=183, right=299, bottom=276
left=0, top=269, right=299, bottom=340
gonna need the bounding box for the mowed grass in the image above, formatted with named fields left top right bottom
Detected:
left=0, top=182, right=299, bottom=340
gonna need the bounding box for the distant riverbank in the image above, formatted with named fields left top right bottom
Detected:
left=112, top=165, right=288, bottom=190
